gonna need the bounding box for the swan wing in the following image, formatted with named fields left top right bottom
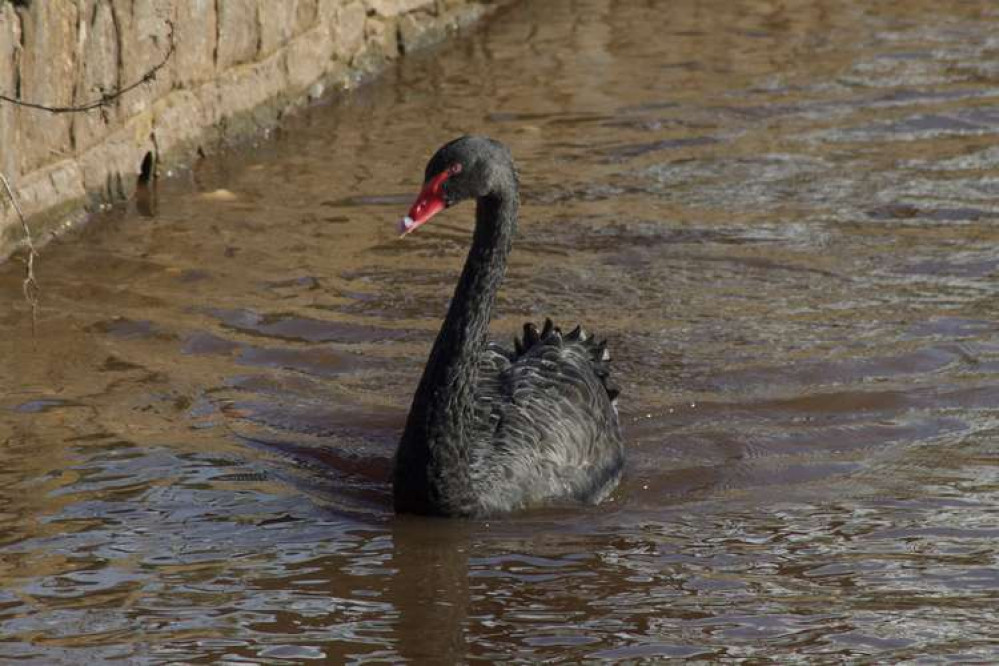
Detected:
left=471, top=322, right=624, bottom=513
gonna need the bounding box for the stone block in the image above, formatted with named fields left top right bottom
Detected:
left=0, top=4, right=18, bottom=251
left=214, top=53, right=289, bottom=123
left=193, top=79, right=223, bottom=129
left=216, top=0, right=259, bottom=69
left=14, top=1, right=78, bottom=174
left=447, top=0, right=493, bottom=13
left=295, top=0, right=320, bottom=35
left=116, top=0, right=175, bottom=117
left=330, top=1, right=366, bottom=62
left=398, top=10, right=446, bottom=54
left=0, top=159, right=85, bottom=260
left=454, top=3, right=488, bottom=29
left=13, top=160, right=86, bottom=221
left=365, top=0, right=435, bottom=17
left=152, top=90, right=209, bottom=158
left=286, top=25, right=333, bottom=91
left=317, top=0, right=337, bottom=25
left=258, top=2, right=298, bottom=58
left=173, top=0, right=218, bottom=87
left=0, top=3, right=19, bottom=182
left=72, top=0, right=120, bottom=154
left=363, top=16, right=400, bottom=64
left=78, top=114, right=155, bottom=201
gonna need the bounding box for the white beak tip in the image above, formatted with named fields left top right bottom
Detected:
left=398, top=216, right=416, bottom=236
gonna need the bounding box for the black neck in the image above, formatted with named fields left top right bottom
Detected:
left=395, top=190, right=518, bottom=509
left=412, top=191, right=517, bottom=434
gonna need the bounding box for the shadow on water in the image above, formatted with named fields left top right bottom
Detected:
left=2, top=0, right=999, bottom=661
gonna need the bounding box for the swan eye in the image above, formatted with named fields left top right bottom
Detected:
left=448, top=163, right=463, bottom=176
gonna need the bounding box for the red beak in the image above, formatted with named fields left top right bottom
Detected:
left=399, top=168, right=454, bottom=236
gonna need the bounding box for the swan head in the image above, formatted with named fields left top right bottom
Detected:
left=399, top=136, right=516, bottom=236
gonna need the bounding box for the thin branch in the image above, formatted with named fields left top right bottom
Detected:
left=0, top=20, right=175, bottom=114
left=1, top=172, right=38, bottom=337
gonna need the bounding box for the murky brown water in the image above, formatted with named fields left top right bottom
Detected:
left=3, top=0, right=999, bottom=661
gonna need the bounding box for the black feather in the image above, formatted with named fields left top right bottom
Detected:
left=541, top=318, right=554, bottom=339
left=523, top=322, right=540, bottom=348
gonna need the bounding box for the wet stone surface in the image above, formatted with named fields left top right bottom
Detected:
left=2, top=0, right=998, bottom=662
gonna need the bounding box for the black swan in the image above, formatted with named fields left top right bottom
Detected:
left=393, top=136, right=624, bottom=517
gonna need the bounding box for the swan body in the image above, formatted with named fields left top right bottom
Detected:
left=392, top=136, right=624, bottom=517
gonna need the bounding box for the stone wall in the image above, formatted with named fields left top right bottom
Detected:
left=0, top=0, right=507, bottom=261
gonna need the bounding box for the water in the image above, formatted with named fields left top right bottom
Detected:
left=2, top=0, right=998, bottom=661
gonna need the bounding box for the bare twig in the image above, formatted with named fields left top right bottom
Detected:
left=0, top=20, right=175, bottom=114
left=1, top=172, right=38, bottom=336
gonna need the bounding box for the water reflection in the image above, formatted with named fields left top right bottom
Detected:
left=2, top=0, right=999, bottom=661
left=390, top=520, right=472, bottom=662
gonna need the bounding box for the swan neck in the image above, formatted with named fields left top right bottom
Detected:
left=395, top=188, right=517, bottom=512
left=427, top=190, right=517, bottom=405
